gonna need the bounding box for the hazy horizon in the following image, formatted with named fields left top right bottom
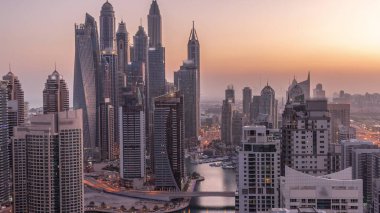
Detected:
left=2, top=0, right=380, bottom=107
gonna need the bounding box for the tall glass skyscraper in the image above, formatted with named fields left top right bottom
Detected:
left=188, top=22, right=200, bottom=130
left=74, top=14, right=100, bottom=156
left=174, top=61, right=198, bottom=144
left=0, top=81, right=9, bottom=206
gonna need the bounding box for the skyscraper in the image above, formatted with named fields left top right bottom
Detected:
left=98, top=99, right=115, bottom=161
left=74, top=13, right=100, bottom=156
left=119, top=87, right=145, bottom=181
left=340, top=139, right=377, bottom=169
left=287, top=73, right=311, bottom=103
left=188, top=21, right=200, bottom=74
left=116, top=21, right=129, bottom=74
left=146, top=0, right=165, bottom=97
left=249, top=84, right=278, bottom=128
left=3, top=72, right=24, bottom=186
left=237, top=126, right=281, bottom=212
left=146, top=1, right=166, bottom=171
left=12, top=110, right=83, bottom=213
left=313, top=83, right=326, bottom=99
left=187, top=22, right=200, bottom=130
left=352, top=149, right=380, bottom=208
left=174, top=61, right=199, bottom=144
left=3, top=71, right=24, bottom=125
left=153, top=92, right=184, bottom=191
left=116, top=21, right=128, bottom=100
left=221, top=85, right=235, bottom=146
left=258, top=84, right=278, bottom=128
left=250, top=95, right=260, bottom=123
left=0, top=81, right=9, bottom=206
left=147, top=46, right=165, bottom=169
left=281, top=99, right=331, bottom=176
left=100, top=1, right=115, bottom=51
left=148, top=0, right=162, bottom=48
left=225, top=85, right=235, bottom=103
left=242, top=87, right=252, bottom=117
left=328, top=103, right=350, bottom=144
left=43, top=70, right=69, bottom=114
left=147, top=48, right=166, bottom=101
left=100, top=52, right=120, bottom=155
left=231, top=110, right=243, bottom=146
left=131, top=25, right=148, bottom=65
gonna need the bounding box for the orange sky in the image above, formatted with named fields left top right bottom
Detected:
left=1, top=0, right=380, bottom=106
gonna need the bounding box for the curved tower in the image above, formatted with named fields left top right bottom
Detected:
left=100, top=1, right=115, bottom=51
left=74, top=13, right=99, bottom=156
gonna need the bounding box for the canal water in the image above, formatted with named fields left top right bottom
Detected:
left=181, top=162, right=237, bottom=212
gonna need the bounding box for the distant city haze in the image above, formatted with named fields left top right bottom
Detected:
left=2, top=0, right=380, bottom=107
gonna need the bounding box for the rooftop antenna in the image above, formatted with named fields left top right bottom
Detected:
left=54, top=62, right=57, bottom=71
left=140, top=17, right=142, bottom=26
left=8, top=63, right=11, bottom=73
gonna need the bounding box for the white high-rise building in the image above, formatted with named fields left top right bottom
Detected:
left=12, top=110, right=83, bottom=213
left=237, top=126, right=281, bottom=212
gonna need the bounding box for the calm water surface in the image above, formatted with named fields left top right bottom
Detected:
left=181, top=161, right=236, bottom=213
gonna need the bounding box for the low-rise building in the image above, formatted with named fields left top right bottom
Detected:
left=280, top=166, right=363, bottom=213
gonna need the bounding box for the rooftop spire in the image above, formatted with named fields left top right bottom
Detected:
left=189, top=21, right=198, bottom=41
